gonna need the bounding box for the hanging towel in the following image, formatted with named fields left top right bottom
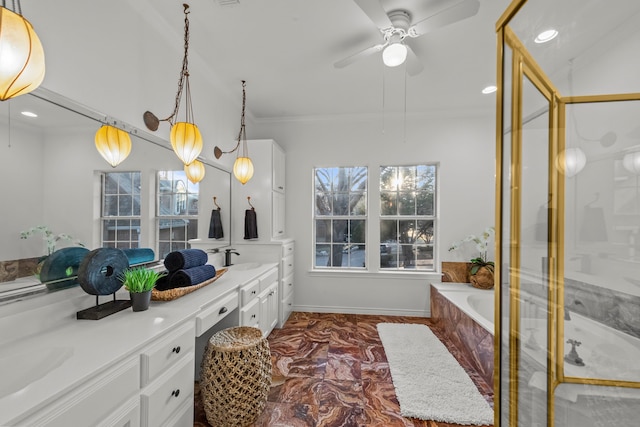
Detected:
left=208, top=209, right=224, bottom=239
left=171, top=264, right=217, bottom=288
left=164, top=249, right=208, bottom=272
left=244, top=208, right=258, bottom=240
left=122, top=248, right=156, bottom=266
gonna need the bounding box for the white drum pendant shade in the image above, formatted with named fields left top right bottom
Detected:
left=0, top=7, right=45, bottom=100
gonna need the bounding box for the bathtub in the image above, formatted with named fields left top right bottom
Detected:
left=430, top=282, right=494, bottom=334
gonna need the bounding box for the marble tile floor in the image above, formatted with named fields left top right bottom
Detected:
left=194, top=312, right=494, bottom=427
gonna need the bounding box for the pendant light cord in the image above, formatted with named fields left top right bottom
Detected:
left=162, top=3, right=192, bottom=126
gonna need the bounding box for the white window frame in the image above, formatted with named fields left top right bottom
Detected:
left=100, top=171, right=142, bottom=249
left=379, top=164, right=438, bottom=272
left=156, top=170, right=199, bottom=259
left=313, top=166, right=368, bottom=270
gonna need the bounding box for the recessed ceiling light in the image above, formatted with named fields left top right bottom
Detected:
left=21, top=111, right=38, bottom=118
left=482, top=85, right=497, bottom=94
left=535, top=29, right=558, bottom=44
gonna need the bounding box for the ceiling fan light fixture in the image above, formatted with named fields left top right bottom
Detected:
left=382, top=42, right=407, bottom=67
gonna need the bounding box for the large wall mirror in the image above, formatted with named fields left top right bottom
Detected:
left=0, top=88, right=231, bottom=300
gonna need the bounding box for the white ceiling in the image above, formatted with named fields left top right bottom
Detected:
left=139, top=0, right=510, bottom=120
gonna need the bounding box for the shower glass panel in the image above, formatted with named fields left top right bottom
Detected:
left=498, top=41, right=513, bottom=427
left=518, top=75, right=551, bottom=427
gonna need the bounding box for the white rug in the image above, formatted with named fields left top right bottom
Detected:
left=377, top=323, right=493, bottom=426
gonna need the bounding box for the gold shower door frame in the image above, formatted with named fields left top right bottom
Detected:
left=494, top=2, right=640, bottom=426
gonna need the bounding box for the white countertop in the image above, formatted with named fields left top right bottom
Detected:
left=0, top=262, right=277, bottom=425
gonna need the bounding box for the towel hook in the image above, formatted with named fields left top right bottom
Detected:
left=247, top=196, right=255, bottom=209
left=213, top=196, right=221, bottom=210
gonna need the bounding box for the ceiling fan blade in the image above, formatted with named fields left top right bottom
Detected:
left=409, top=0, right=480, bottom=37
left=405, top=45, right=424, bottom=76
left=334, top=43, right=385, bottom=69
left=353, top=0, right=392, bottom=29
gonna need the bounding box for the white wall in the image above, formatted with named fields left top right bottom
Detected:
left=253, top=112, right=496, bottom=315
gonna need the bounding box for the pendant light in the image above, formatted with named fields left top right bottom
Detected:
left=184, top=159, right=205, bottom=184
left=214, top=80, right=254, bottom=185
left=623, top=151, right=640, bottom=174
left=142, top=4, right=202, bottom=166
left=95, top=124, right=132, bottom=167
left=556, top=147, right=586, bottom=177
left=0, top=0, right=45, bottom=101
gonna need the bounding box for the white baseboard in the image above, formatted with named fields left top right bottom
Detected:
left=293, top=304, right=430, bottom=318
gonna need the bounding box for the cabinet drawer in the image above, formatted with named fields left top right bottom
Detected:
left=281, top=273, right=294, bottom=299
left=140, top=322, right=195, bottom=386
left=240, top=298, right=260, bottom=328
left=23, top=357, right=139, bottom=427
left=282, top=242, right=294, bottom=258
left=281, top=254, right=294, bottom=278
left=259, top=268, right=279, bottom=292
left=196, top=291, right=239, bottom=336
left=282, top=291, right=294, bottom=323
left=141, top=354, right=194, bottom=427
left=240, top=279, right=260, bottom=306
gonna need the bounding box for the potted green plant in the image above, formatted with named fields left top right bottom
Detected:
left=449, top=227, right=495, bottom=289
left=120, top=267, right=166, bottom=311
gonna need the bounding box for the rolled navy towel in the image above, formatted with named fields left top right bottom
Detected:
left=170, top=264, right=217, bottom=288
left=153, top=271, right=174, bottom=291
left=164, top=249, right=208, bottom=272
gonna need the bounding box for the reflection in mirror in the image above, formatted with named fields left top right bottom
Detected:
left=0, top=88, right=231, bottom=301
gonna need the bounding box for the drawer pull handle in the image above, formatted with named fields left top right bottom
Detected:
left=172, top=346, right=181, bottom=354
left=219, top=306, right=228, bottom=315
left=251, top=314, right=256, bottom=319
left=171, top=389, right=180, bottom=398
left=251, top=290, right=256, bottom=294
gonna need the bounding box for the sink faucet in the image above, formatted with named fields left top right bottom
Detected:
left=224, top=249, right=240, bottom=267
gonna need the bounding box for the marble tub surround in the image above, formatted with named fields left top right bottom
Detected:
left=430, top=285, right=494, bottom=390
left=194, top=312, right=494, bottom=427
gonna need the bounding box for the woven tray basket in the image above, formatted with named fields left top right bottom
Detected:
left=151, top=268, right=227, bottom=301
left=200, top=326, right=271, bottom=427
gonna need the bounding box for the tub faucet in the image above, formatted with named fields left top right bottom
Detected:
left=224, top=249, right=240, bottom=267
left=564, top=299, right=584, bottom=321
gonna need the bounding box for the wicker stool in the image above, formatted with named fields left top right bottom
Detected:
left=200, top=326, right=272, bottom=427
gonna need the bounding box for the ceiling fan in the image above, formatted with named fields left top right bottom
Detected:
left=334, top=0, right=481, bottom=76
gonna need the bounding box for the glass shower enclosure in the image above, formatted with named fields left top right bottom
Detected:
left=495, top=1, right=640, bottom=426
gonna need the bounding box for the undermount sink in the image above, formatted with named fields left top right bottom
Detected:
left=229, top=262, right=262, bottom=271
left=0, top=347, right=73, bottom=399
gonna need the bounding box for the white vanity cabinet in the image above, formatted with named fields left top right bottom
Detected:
left=258, top=268, right=279, bottom=336
left=230, top=241, right=295, bottom=329
left=0, top=264, right=279, bottom=427
left=239, top=266, right=279, bottom=337
left=139, top=321, right=196, bottom=427
left=232, top=139, right=286, bottom=241
left=17, top=356, right=141, bottom=427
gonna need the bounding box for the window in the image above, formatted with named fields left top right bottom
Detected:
left=314, top=167, right=367, bottom=269
left=380, top=165, right=436, bottom=270
left=101, top=171, right=141, bottom=248
left=157, top=170, right=199, bottom=259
